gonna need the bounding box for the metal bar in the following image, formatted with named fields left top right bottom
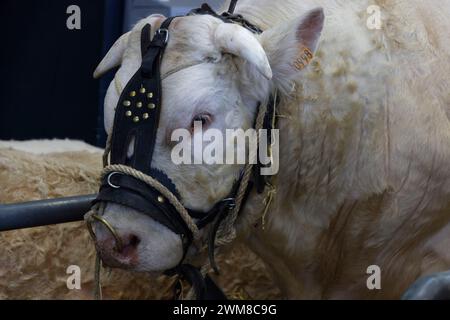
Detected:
left=0, top=194, right=96, bottom=232
left=402, top=271, right=450, bottom=300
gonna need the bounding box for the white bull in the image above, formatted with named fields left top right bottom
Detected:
left=92, top=0, right=450, bottom=299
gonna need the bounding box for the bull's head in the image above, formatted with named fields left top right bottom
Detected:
left=90, top=7, right=324, bottom=273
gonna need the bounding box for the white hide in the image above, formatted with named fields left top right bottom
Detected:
left=93, top=0, right=450, bottom=299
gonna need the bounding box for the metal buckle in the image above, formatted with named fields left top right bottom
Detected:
left=221, top=198, right=236, bottom=211
left=107, top=172, right=123, bottom=189
left=157, top=28, right=169, bottom=44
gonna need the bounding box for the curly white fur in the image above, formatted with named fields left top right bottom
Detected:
left=92, top=0, right=450, bottom=299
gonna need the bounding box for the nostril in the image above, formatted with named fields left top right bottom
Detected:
left=116, top=234, right=141, bottom=258
left=129, top=234, right=141, bottom=248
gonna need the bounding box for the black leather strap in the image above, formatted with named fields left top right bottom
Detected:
left=110, top=18, right=178, bottom=173
left=170, top=264, right=228, bottom=300
left=188, top=3, right=263, bottom=34
left=187, top=176, right=240, bottom=229
left=140, top=24, right=152, bottom=57
left=228, top=0, right=238, bottom=14
left=96, top=174, right=190, bottom=240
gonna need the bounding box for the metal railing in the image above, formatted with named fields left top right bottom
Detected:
left=1, top=194, right=449, bottom=300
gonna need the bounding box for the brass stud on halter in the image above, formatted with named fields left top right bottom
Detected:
left=86, top=214, right=124, bottom=252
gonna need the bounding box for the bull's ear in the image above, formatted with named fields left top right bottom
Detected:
left=260, top=7, right=324, bottom=89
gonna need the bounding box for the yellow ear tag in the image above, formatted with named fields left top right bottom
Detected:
left=293, top=46, right=314, bottom=71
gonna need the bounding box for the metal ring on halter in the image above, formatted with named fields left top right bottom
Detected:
left=86, top=214, right=124, bottom=252
left=107, top=172, right=122, bottom=189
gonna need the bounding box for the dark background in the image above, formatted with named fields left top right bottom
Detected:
left=0, top=0, right=221, bottom=147
left=0, top=0, right=107, bottom=146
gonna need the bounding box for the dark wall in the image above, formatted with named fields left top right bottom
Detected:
left=0, top=0, right=106, bottom=145
left=0, top=0, right=216, bottom=147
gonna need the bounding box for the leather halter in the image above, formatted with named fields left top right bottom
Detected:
left=92, top=2, right=278, bottom=300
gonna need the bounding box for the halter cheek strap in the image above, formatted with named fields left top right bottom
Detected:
left=109, top=19, right=172, bottom=171
left=95, top=17, right=197, bottom=250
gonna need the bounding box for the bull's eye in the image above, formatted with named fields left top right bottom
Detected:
left=191, top=113, right=212, bottom=129
left=205, top=56, right=220, bottom=63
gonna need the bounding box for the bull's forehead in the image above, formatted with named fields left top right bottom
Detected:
left=123, top=15, right=223, bottom=76
left=162, top=15, right=223, bottom=72
left=106, top=15, right=229, bottom=133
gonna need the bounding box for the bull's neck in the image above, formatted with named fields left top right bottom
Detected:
left=233, top=0, right=391, bottom=297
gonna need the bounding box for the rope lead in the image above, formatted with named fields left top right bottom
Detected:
left=94, top=252, right=103, bottom=300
